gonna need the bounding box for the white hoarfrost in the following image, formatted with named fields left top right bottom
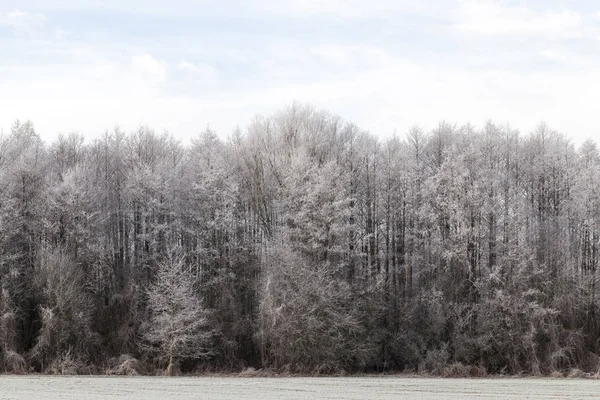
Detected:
left=0, top=377, right=598, bottom=399
left=142, top=252, right=215, bottom=375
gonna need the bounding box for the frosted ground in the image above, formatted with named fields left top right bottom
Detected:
left=1, top=376, right=599, bottom=399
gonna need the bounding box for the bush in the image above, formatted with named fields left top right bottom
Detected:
left=567, top=368, right=589, bottom=378
left=108, top=354, right=144, bottom=376
left=0, top=311, right=18, bottom=354
left=440, top=363, right=487, bottom=378
left=258, top=244, right=375, bottom=373
left=4, top=351, right=27, bottom=374
left=46, top=350, right=85, bottom=375
left=455, top=267, right=584, bottom=375
left=418, top=344, right=450, bottom=374
left=31, top=249, right=99, bottom=369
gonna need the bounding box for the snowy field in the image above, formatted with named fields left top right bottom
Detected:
left=0, top=376, right=599, bottom=399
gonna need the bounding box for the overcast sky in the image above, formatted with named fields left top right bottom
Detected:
left=1, top=0, right=599, bottom=143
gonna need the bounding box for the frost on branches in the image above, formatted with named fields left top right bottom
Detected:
left=142, top=252, right=215, bottom=375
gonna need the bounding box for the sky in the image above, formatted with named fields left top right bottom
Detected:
left=1, top=0, right=599, bottom=144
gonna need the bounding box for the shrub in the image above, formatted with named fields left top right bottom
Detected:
left=108, top=354, right=143, bottom=376
left=4, top=351, right=26, bottom=374
left=418, top=344, right=450, bottom=374
left=567, top=368, right=589, bottom=378
left=258, top=244, right=375, bottom=373
left=46, top=349, right=85, bottom=375
left=30, top=249, right=99, bottom=369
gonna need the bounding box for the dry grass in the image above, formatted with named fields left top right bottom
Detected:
left=549, top=370, right=566, bottom=378
left=567, top=368, right=590, bottom=379
left=440, top=363, right=487, bottom=378
left=237, top=367, right=285, bottom=377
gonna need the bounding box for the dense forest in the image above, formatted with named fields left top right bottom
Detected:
left=1, top=103, right=600, bottom=376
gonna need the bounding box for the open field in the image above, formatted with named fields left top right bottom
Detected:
left=0, top=376, right=599, bottom=399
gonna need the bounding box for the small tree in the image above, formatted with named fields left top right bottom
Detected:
left=143, top=252, right=214, bottom=375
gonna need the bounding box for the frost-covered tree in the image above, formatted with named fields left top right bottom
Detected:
left=258, top=242, right=373, bottom=372
left=142, top=251, right=215, bottom=375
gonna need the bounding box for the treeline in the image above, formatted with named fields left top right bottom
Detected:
left=1, top=103, right=600, bottom=376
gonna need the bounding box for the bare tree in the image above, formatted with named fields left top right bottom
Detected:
left=142, top=250, right=215, bottom=375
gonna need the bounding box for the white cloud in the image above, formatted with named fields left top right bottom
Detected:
left=177, top=59, right=219, bottom=80
left=54, top=28, right=69, bottom=40
left=309, top=44, right=390, bottom=68
left=251, top=0, right=376, bottom=18
left=538, top=49, right=565, bottom=62
left=131, top=53, right=167, bottom=86
left=250, top=0, right=452, bottom=19
left=1, top=0, right=600, bottom=145
left=0, top=9, right=47, bottom=30
left=3, top=44, right=599, bottom=145
left=456, top=1, right=583, bottom=39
